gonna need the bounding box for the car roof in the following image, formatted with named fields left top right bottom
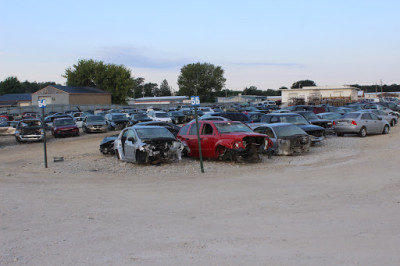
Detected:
left=264, top=113, right=300, bottom=116
left=248, top=122, right=293, bottom=129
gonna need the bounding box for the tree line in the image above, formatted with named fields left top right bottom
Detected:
left=1, top=59, right=399, bottom=103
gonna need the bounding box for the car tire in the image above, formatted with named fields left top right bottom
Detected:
left=382, top=125, right=390, bottom=134
left=390, top=119, right=395, bottom=127
left=337, top=133, right=344, bottom=137
left=15, top=137, right=22, bottom=143
left=359, top=127, right=367, bottom=137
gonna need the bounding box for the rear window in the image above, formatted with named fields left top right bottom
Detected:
left=343, top=113, right=360, bottom=119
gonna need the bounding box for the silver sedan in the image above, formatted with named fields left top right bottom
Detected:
left=333, top=112, right=390, bottom=137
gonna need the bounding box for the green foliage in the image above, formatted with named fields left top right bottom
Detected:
left=291, top=80, right=316, bottom=89
left=241, top=86, right=281, bottom=96
left=177, top=62, right=226, bottom=102
left=0, top=77, right=57, bottom=95
left=159, top=79, right=172, bottom=96
left=63, top=59, right=136, bottom=104
left=350, top=84, right=400, bottom=93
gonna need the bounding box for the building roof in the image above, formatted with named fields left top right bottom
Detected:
left=46, top=85, right=110, bottom=94
left=0, top=93, right=32, bottom=102
left=134, top=96, right=188, bottom=101
left=282, top=85, right=358, bottom=91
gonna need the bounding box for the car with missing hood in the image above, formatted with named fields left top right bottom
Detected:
left=249, top=123, right=310, bottom=156
left=177, top=121, right=272, bottom=162
left=113, top=126, right=186, bottom=164
left=82, top=115, right=108, bottom=133
left=15, top=119, right=45, bottom=143
left=0, top=121, right=18, bottom=135
left=51, top=117, right=79, bottom=138
left=295, top=111, right=334, bottom=134
left=105, top=113, right=130, bottom=130
left=261, top=113, right=325, bottom=143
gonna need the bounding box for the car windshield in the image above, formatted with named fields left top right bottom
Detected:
left=135, top=127, right=174, bottom=139
left=280, top=115, right=309, bottom=125
left=201, top=107, right=212, bottom=112
left=133, top=114, right=149, bottom=119
left=111, top=114, right=127, bottom=120
left=87, top=116, right=105, bottom=122
left=19, top=120, right=42, bottom=127
left=54, top=119, right=75, bottom=126
left=274, top=125, right=306, bottom=137
left=343, top=113, right=360, bottom=119
left=214, top=122, right=253, bottom=133
left=364, top=105, right=377, bottom=110
left=302, top=112, right=319, bottom=120
left=155, top=112, right=168, bottom=118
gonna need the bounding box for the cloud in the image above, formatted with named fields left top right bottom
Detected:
left=98, top=46, right=194, bottom=69
left=224, top=61, right=305, bottom=68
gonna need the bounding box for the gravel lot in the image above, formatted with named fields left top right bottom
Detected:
left=1, top=127, right=400, bottom=265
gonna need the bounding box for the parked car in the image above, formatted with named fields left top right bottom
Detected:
left=181, top=109, right=204, bottom=122
left=147, top=111, right=173, bottom=123
left=105, top=113, right=130, bottom=130
left=295, top=111, right=334, bottom=134
left=74, top=117, right=85, bottom=128
left=51, top=117, right=79, bottom=138
left=333, top=112, right=390, bottom=137
left=99, top=134, right=118, bottom=154
left=113, top=126, right=185, bottom=164
left=135, top=121, right=181, bottom=137
left=249, top=123, right=311, bottom=155
left=0, top=121, right=19, bottom=135
left=177, top=121, right=272, bottom=162
left=167, top=111, right=186, bottom=124
left=128, top=113, right=152, bottom=126
left=261, top=113, right=325, bottom=143
left=82, top=115, right=108, bottom=133
left=15, top=119, right=44, bottom=143
left=204, top=112, right=252, bottom=123
left=359, top=109, right=398, bottom=127
left=45, top=114, right=73, bottom=129
left=317, top=112, right=343, bottom=120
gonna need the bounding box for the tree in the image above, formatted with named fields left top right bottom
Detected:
left=177, top=62, right=226, bottom=102
left=279, top=86, right=288, bottom=90
left=243, top=86, right=259, bottom=95
left=63, top=59, right=136, bottom=104
left=0, top=76, right=23, bottom=95
left=291, top=80, right=316, bottom=89
left=159, top=79, right=172, bottom=96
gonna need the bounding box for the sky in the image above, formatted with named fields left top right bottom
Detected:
left=1, top=0, right=399, bottom=91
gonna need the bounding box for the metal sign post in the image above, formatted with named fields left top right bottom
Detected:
left=38, top=99, right=48, bottom=168
left=191, top=96, right=204, bottom=173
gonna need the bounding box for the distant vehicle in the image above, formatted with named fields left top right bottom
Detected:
left=359, top=109, right=398, bottom=127
left=333, top=112, right=390, bottom=137
left=261, top=113, right=325, bottom=143
left=128, top=113, right=152, bottom=126
left=51, top=118, right=79, bottom=138
left=249, top=123, right=310, bottom=156
left=147, top=111, right=172, bottom=123
left=105, top=113, right=130, bottom=131
left=135, top=121, right=181, bottom=137
left=82, top=115, right=108, bottom=133
left=295, top=111, right=334, bottom=133
left=204, top=112, right=252, bottom=124
left=167, top=111, right=186, bottom=124
left=317, top=112, right=342, bottom=120
left=45, top=114, right=73, bottom=128
left=15, top=119, right=44, bottom=143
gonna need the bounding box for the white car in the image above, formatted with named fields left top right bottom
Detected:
left=198, top=107, right=215, bottom=114
left=147, top=111, right=172, bottom=123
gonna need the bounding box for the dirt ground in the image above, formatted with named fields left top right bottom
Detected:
left=1, top=127, right=400, bottom=265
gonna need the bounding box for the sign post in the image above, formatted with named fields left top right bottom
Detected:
left=191, top=96, right=204, bottom=173
left=38, top=99, right=48, bottom=168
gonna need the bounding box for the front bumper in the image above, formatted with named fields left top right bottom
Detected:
left=17, top=134, right=44, bottom=142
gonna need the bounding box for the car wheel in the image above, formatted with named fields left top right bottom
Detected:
left=359, top=127, right=367, bottom=137
left=15, top=136, right=22, bottom=143
left=382, top=125, right=390, bottom=134
left=337, top=133, right=344, bottom=137
left=390, top=119, right=395, bottom=127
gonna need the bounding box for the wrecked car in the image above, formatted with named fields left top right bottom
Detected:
left=100, top=134, right=118, bottom=154
left=0, top=121, right=18, bottom=135
left=105, top=113, right=129, bottom=130
left=15, top=119, right=44, bottom=143
left=177, top=121, right=272, bottom=162
left=113, top=126, right=186, bottom=164
left=249, top=123, right=310, bottom=155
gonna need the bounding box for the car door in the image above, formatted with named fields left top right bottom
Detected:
left=360, top=113, right=377, bottom=133
left=123, top=129, right=136, bottom=162
left=370, top=112, right=385, bottom=133
left=200, top=123, right=218, bottom=158
left=186, top=123, right=201, bottom=157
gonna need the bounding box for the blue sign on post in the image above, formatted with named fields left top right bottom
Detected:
left=191, top=96, right=200, bottom=106
left=38, top=99, right=47, bottom=108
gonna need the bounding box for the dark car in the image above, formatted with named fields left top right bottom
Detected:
left=167, top=111, right=186, bottom=124
left=44, top=114, right=73, bottom=129
left=15, top=119, right=44, bottom=143
left=261, top=113, right=325, bottom=143
left=295, top=111, right=334, bottom=134
left=105, top=113, right=129, bottom=130
left=52, top=117, right=79, bottom=138
left=135, top=121, right=181, bottom=137
left=206, top=112, right=252, bottom=123
left=128, top=113, right=152, bottom=126
left=246, top=112, right=263, bottom=123
left=181, top=110, right=204, bottom=122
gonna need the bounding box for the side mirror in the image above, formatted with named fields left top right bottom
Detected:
left=127, top=137, right=135, bottom=142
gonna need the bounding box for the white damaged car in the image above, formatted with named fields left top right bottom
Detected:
left=113, top=125, right=186, bottom=164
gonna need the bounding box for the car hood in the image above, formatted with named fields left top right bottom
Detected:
left=53, top=125, right=78, bottom=130
left=86, top=121, right=106, bottom=126
left=298, top=124, right=325, bottom=131
left=219, top=132, right=268, bottom=139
